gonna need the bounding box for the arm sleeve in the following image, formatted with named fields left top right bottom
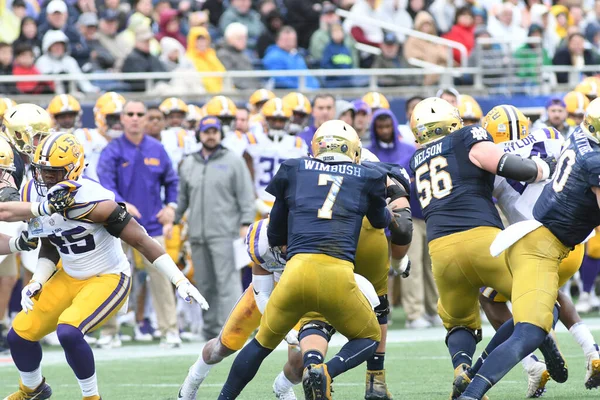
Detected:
left=266, top=198, right=288, bottom=247
left=366, top=173, right=392, bottom=229
left=234, top=157, right=256, bottom=225
left=174, top=161, right=189, bottom=224
left=160, top=148, right=179, bottom=205
left=96, top=144, right=125, bottom=203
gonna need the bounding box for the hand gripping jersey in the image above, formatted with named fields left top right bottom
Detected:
left=493, top=127, right=564, bottom=225
left=534, top=127, right=600, bottom=248
left=246, top=131, right=308, bottom=203
left=22, top=178, right=130, bottom=280
left=160, top=127, right=197, bottom=169
left=410, top=125, right=503, bottom=242
left=246, top=218, right=286, bottom=273
left=73, top=128, right=108, bottom=182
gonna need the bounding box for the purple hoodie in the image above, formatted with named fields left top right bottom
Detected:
left=366, top=109, right=424, bottom=219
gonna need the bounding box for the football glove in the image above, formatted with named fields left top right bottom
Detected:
left=390, top=256, right=411, bottom=278
left=9, top=231, right=39, bottom=253
left=176, top=279, right=209, bottom=310
left=284, top=329, right=299, bottom=346
left=21, top=281, right=42, bottom=313
left=47, top=188, right=77, bottom=213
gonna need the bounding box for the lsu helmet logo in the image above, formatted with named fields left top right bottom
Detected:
left=72, top=145, right=81, bottom=159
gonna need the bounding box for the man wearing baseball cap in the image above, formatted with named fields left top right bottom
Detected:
left=532, top=96, right=570, bottom=138
left=174, top=116, right=255, bottom=341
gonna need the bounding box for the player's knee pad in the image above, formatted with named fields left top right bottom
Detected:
left=298, top=320, right=336, bottom=342
left=375, top=294, right=390, bottom=324
left=445, top=326, right=482, bottom=346
left=56, top=324, right=84, bottom=348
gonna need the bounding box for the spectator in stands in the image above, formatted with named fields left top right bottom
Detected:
left=298, top=93, right=336, bottom=148
left=97, top=100, right=182, bottom=348
left=488, top=3, right=527, bottom=50
left=397, top=95, right=422, bottom=144
left=367, top=109, right=415, bottom=168
left=514, top=24, right=552, bottom=83
left=263, top=26, right=320, bottom=89
left=155, top=9, right=187, bottom=48
left=12, top=43, right=54, bottom=94
left=553, top=32, right=598, bottom=83
left=98, top=0, right=128, bottom=32
left=11, top=0, right=27, bottom=20
left=256, top=9, right=283, bottom=59
left=533, top=97, right=570, bottom=137
left=38, top=0, right=90, bottom=67
left=403, top=11, right=450, bottom=85
left=465, top=26, right=509, bottom=87
left=552, top=5, right=571, bottom=40
left=218, top=0, right=264, bottom=49
left=174, top=116, right=255, bottom=340
left=437, top=87, right=459, bottom=106
left=217, top=22, right=259, bottom=90
left=377, top=0, right=413, bottom=42
left=36, top=30, right=99, bottom=93
left=133, top=0, right=153, bottom=19
left=310, top=4, right=358, bottom=67
left=186, top=26, right=225, bottom=93
left=97, top=10, right=129, bottom=71
left=429, top=0, right=454, bottom=34
left=406, top=0, right=430, bottom=21
left=120, top=14, right=162, bottom=57
left=201, top=0, right=226, bottom=29
left=0, top=42, right=16, bottom=94
left=0, top=0, right=20, bottom=44
left=285, top=0, right=322, bottom=49
left=442, top=6, right=475, bottom=65
left=159, top=37, right=195, bottom=71
left=372, top=32, right=415, bottom=87
left=78, top=12, right=115, bottom=72
left=336, top=100, right=355, bottom=125
left=571, top=5, right=586, bottom=31
left=586, top=0, right=600, bottom=28
left=320, top=22, right=355, bottom=88
left=13, top=17, right=42, bottom=58
left=530, top=4, right=560, bottom=58
left=122, top=26, right=168, bottom=91
left=353, top=99, right=372, bottom=145
left=343, top=0, right=383, bottom=48
left=586, top=22, right=600, bottom=55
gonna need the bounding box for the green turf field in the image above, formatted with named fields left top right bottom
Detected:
left=2, top=328, right=600, bottom=400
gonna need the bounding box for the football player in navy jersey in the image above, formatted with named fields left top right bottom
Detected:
left=218, top=120, right=400, bottom=400
left=409, top=97, right=553, bottom=399
left=459, top=98, right=600, bottom=400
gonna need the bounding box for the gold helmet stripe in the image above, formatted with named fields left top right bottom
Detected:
left=372, top=92, right=381, bottom=108
left=170, top=97, right=177, bottom=110
left=464, top=101, right=474, bottom=117
left=1, top=98, right=12, bottom=108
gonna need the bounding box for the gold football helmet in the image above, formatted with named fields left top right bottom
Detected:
left=575, top=76, right=600, bottom=101
left=457, top=95, right=483, bottom=125
left=205, top=95, right=238, bottom=129
left=0, top=98, right=17, bottom=124
left=410, top=97, right=463, bottom=145
left=96, top=96, right=125, bottom=138
left=1, top=103, right=53, bottom=156
left=47, top=94, right=82, bottom=130
left=0, top=137, right=15, bottom=186
left=362, top=92, right=390, bottom=111
left=482, top=105, right=530, bottom=144
left=564, top=91, right=590, bottom=126
left=94, top=92, right=126, bottom=116
left=186, top=104, right=204, bottom=131
left=249, top=89, right=275, bottom=113
left=262, top=98, right=292, bottom=139
left=311, top=120, right=361, bottom=163
left=32, top=132, right=85, bottom=195
left=283, top=92, right=312, bottom=134
left=159, top=97, right=189, bottom=116
left=582, top=97, right=600, bottom=142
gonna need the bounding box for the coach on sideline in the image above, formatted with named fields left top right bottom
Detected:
left=173, top=116, right=255, bottom=340
left=96, top=100, right=182, bottom=347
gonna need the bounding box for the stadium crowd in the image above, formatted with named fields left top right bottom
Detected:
left=2, top=0, right=600, bottom=93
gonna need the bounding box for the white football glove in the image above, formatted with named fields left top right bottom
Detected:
left=176, top=280, right=209, bottom=310
left=284, top=329, right=299, bottom=346
left=21, top=281, right=42, bottom=313
left=391, top=256, right=411, bottom=278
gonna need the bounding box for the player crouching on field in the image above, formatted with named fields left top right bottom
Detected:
left=3, top=133, right=208, bottom=400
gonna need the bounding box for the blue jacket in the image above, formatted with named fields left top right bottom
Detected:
left=97, top=135, right=179, bottom=237
left=263, top=45, right=320, bottom=89
left=366, top=109, right=423, bottom=219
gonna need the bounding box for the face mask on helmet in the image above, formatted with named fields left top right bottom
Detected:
left=32, top=165, right=69, bottom=196
left=288, top=111, right=309, bottom=135
left=266, top=117, right=289, bottom=140
left=54, top=112, right=79, bottom=130
left=105, top=113, right=123, bottom=139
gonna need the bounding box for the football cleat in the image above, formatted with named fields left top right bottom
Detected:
left=3, top=378, right=52, bottom=400
left=95, top=334, right=122, bottom=349
left=273, top=384, right=297, bottom=400
left=585, top=350, right=600, bottom=389
left=177, top=369, right=206, bottom=400
left=525, top=360, right=550, bottom=398
left=450, top=365, right=489, bottom=400
left=365, top=370, right=393, bottom=400
left=539, top=332, right=568, bottom=383
left=302, top=364, right=332, bottom=400
left=161, top=331, right=182, bottom=348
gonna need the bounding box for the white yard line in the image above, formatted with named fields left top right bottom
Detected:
left=2, top=317, right=600, bottom=369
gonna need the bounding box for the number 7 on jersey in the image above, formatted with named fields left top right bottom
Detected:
left=317, top=173, right=344, bottom=219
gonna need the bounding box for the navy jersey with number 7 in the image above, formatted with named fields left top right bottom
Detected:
left=533, top=128, right=600, bottom=247
left=265, top=157, right=391, bottom=263
left=410, top=125, right=504, bottom=242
